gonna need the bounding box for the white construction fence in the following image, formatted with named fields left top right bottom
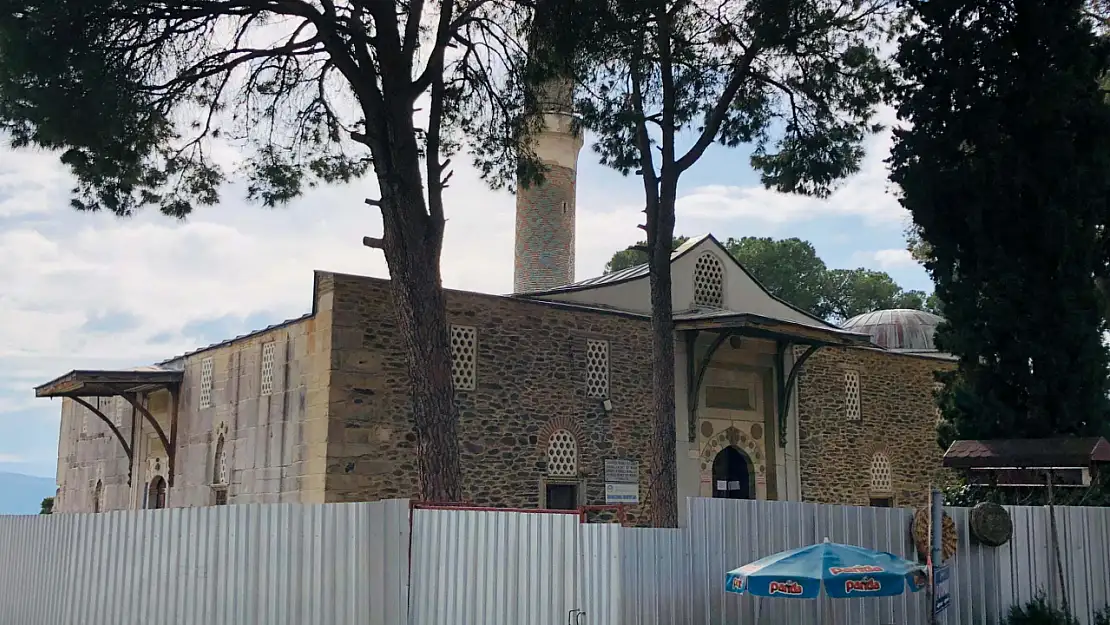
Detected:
left=1, top=498, right=1108, bottom=625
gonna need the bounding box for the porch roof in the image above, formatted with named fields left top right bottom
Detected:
left=943, top=437, right=1110, bottom=469
left=34, top=367, right=183, bottom=398
left=674, top=309, right=875, bottom=347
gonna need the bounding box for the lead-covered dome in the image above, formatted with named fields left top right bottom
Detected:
left=841, top=309, right=943, bottom=351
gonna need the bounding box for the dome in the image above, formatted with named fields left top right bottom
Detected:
left=841, top=309, right=943, bottom=351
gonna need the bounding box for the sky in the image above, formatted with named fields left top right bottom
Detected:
left=0, top=106, right=929, bottom=480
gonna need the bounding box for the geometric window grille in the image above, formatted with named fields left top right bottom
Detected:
left=449, top=325, right=477, bottom=391
left=870, top=452, right=893, bottom=494
left=199, top=357, right=214, bottom=409
left=585, top=339, right=610, bottom=399
left=547, top=429, right=578, bottom=477
left=213, top=435, right=229, bottom=485
left=113, top=396, right=124, bottom=426
left=260, top=342, right=276, bottom=397
left=844, top=370, right=861, bottom=421
left=80, top=403, right=89, bottom=436
left=693, top=252, right=725, bottom=308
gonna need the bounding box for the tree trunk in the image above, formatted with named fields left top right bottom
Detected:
left=647, top=193, right=679, bottom=528
left=380, top=192, right=463, bottom=503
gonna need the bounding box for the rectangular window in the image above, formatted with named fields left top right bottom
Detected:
left=869, top=497, right=894, bottom=508
left=260, top=342, right=276, bottom=397
left=933, top=381, right=944, bottom=422
left=544, top=482, right=579, bottom=510
left=585, top=338, right=610, bottom=398
left=199, top=357, right=214, bottom=409
left=449, top=325, right=477, bottom=391
left=844, top=370, right=861, bottom=421
left=213, top=488, right=228, bottom=506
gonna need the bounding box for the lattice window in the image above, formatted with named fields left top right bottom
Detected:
left=844, top=370, right=861, bottom=421
left=547, top=430, right=578, bottom=477
left=80, top=403, right=89, bottom=436
left=933, top=382, right=944, bottom=422
left=449, top=325, right=477, bottom=391
left=260, top=342, right=276, bottom=397
left=693, top=252, right=725, bottom=308
left=870, top=453, right=893, bottom=494
left=213, top=435, right=229, bottom=485
left=113, top=396, right=124, bottom=426
left=199, top=357, right=214, bottom=409
left=585, top=339, right=610, bottom=398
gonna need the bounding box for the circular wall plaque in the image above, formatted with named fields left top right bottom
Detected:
left=969, top=502, right=1013, bottom=547
left=912, top=507, right=958, bottom=562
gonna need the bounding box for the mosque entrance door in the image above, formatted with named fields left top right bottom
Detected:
left=711, top=447, right=753, bottom=499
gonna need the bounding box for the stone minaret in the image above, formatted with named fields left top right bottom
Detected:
left=512, top=79, right=584, bottom=293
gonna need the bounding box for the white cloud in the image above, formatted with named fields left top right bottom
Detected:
left=871, top=248, right=917, bottom=270
left=0, top=453, right=26, bottom=464
left=677, top=106, right=906, bottom=227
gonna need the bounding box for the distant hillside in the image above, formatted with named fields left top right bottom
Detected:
left=0, top=472, right=55, bottom=515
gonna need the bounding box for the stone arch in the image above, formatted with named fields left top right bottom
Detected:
left=699, top=426, right=766, bottom=495
left=538, top=416, right=584, bottom=451
left=213, top=435, right=228, bottom=485
left=147, top=475, right=167, bottom=510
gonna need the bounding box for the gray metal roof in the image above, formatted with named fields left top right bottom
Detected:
left=841, top=309, right=943, bottom=351
left=515, top=234, right=713, bottom=296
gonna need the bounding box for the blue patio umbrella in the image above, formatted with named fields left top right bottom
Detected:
left=724, top=540, right=928, bottom=599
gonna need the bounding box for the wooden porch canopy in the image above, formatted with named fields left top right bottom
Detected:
left=943, top=437, right=1110, bottom=487
left=676, top=310, right=876, bottom=448
left=35, top=367, right=184, bottom=486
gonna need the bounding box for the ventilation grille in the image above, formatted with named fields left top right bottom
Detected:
left=547, top=430, right=578, bottom=477
left=450, top=325, right=477, bottom=391
left=199, top=357, right=214, bottom=409
left=870, top=453, right=893, bottom=493
left=693, top=252, right=725, bottom=308
left=844, top=370, right=861, bottom=421
left=260, top=342, right=276, bottom=397
left=585, top=339, right=610, bottom=398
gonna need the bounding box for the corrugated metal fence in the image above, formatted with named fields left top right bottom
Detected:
left=2, top=498, right=1109, bottom=625
left=0, top=500, right=411, bottom=625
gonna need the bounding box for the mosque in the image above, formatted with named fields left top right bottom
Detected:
left=37, top=85, right=954, bottom=523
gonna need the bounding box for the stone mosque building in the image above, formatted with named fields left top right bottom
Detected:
left=38, top=86, right=955, bottom=523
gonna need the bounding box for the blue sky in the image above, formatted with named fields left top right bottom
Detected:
left=0, top=106, right=928, bottom=480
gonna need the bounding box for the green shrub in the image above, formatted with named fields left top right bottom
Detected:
left=1001, top=595, right=1077, bottom=625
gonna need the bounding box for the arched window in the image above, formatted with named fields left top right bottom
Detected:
left=147, top=476, right=167, bottom=510
left=213, top=435, right=228, bottom=485
left=693, top=252, right=725, bottom=308
left=547, top=430, right=578, bottom=477
left=93, top=480, right=104, bottom=513
left=869, top=453, right=894, bottom=507
left=712, top=447, right=753, bottom=500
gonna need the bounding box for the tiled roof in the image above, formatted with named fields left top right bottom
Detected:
left=943, top=438, right=1110, bottom=469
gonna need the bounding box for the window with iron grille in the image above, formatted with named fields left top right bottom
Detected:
left=585, top=339, right=610, bottom=398
left=844, top=370, right=861, bottom=421
left=260, top=342, right=276, bottom=396
left=870, top=452, right=893, bottom=494
left=449, top=325, right=477, bottom=391
left=547, top=430, right=578, bottom=477
left=199, top=357, right=214, bottom=409
left=693, top=252, right=725, bottom=308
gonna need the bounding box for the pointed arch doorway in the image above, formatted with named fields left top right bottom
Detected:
left=712, top=446, right=754, bottom=500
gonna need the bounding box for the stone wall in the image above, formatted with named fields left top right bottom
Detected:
left=796, top=347, right=955, bottom=508
left=324, top=273, right=655, bottom=524
left=53, top=308, right=332, bottom=512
